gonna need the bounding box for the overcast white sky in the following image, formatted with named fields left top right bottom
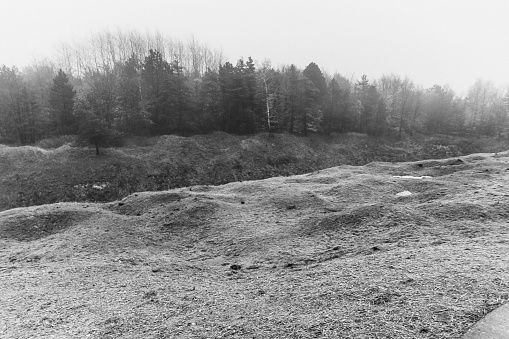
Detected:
left=1, top=0, right=508, bottom=95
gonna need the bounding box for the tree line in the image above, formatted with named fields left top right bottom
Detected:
left=1, top=30, right=508, bottom=152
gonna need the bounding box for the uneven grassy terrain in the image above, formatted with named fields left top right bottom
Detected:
left=2, top=132, right=507, bottom=212
left=1, top=151, right=509, bottom=338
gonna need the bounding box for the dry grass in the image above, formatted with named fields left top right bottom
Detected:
left=6, top=132, right=506, bottom=213
left=1, top=151, right=509, bottom=338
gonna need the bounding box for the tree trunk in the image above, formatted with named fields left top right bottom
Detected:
left=303, top=108, right=307, bottom=136
left=398, top=97, right=408, bottom=139
left=94, top=140, right=100, bottom=155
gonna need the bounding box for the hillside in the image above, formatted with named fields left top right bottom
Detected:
left=1, top=151, right=509, bottom=338
left=1, top=132, right=507, bottom=212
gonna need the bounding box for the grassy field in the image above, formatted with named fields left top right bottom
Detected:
left=1, top=132, right=507, bottom=212
left=1, top=151, right=509, bottom=338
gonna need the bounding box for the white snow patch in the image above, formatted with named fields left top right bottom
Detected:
left=396, top=191, right=412, bottom=197
left=393, top=175, right=433, bottom=179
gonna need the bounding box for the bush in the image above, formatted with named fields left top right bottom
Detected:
left=76, top=111, right=122, bottom=155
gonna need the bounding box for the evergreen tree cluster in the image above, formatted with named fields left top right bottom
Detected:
left=1, top=31, right=508, bottom=148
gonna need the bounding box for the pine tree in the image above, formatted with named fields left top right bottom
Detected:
left=23, top=60, right=55, bottom=141
left=281, top=64, right=300, bottom=134
left=355, top=75, right=382, bottom=134
left=168, top=57, right=192, bottom=134
left=49, top=69, right=76, bottom=135
left=142, top=50, right=170, bottom=134
left=323, top=78, right=340, bottom=134
left=218, top=61, right=237, bottom=133
left=300, top=62, right=326, bottom=135
left=302, top=62, right=327, bottom=101
left=0, top=66, right=23, bottom=143
left=18, top=86, right=39, bottom=144
left=83, top=70, right=116, bottom=128
left=75, top=95, right=120, bottom=155
left=117, top=55, right=152, bottom=135
left=244, top=57, right=257, bottom=133
left=232, top=58, right=249, bottom=134
left=197, top=68, right=222, bottom=132
left=0, top=66, right=46, bottom=144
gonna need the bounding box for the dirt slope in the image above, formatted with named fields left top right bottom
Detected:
left=1, top=152, right=509, bottom=338
left=2, top=132, right=507, bottom=212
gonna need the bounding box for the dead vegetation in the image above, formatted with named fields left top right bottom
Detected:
left=1, top=150, right=509, bottom=338
left=2, top=132, right=508, bottom=212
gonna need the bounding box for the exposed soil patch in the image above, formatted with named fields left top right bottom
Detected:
left=108, top=191, right=186, bottom=216
left=0, top=208, right=91, bottom=241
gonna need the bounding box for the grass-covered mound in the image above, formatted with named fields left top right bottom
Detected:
left=1, top=151, right=509, bottom=338
left=1, top=132, right=507, bottom=212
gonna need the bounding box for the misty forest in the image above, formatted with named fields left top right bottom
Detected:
left=1, top=30, right=508, bottom=150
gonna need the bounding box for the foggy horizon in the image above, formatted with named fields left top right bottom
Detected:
left=1, top=0, right=508, bottom=95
